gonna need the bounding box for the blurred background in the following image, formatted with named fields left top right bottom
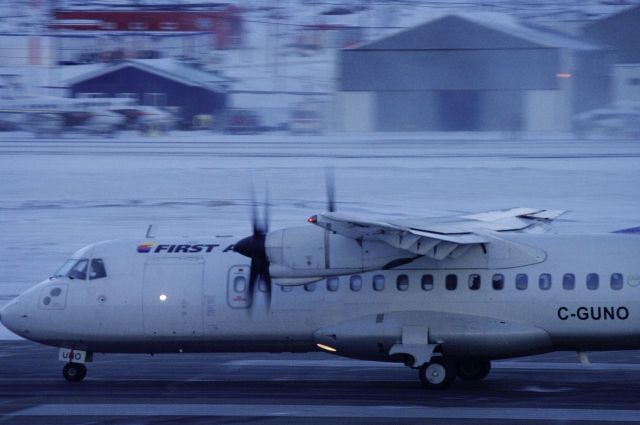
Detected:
left=1, top=0, right=640, bottom=138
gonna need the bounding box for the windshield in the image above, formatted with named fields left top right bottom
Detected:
left=52, top=258, right=88, bottom=280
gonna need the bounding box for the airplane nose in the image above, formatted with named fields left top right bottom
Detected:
left=0, top=300, right=21, bottom=336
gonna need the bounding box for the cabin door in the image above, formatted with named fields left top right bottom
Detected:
left=143, top=257, right=204, bottom=336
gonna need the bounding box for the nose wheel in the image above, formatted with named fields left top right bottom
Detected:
left=63, top=363, right=87, bottom=382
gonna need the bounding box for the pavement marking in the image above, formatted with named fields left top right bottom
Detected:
left=225, top=359, right=640, bottom=371
left=8, top=404, right=640, bottom=421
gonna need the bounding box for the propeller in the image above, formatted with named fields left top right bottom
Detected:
left=325, top=165, right=336, bottom=213
left=231, top=184, right=272, bottom=309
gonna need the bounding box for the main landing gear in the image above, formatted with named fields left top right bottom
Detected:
left=418, top=357, right=492, bottom=390
left=63, top=362, right=87, bottom=382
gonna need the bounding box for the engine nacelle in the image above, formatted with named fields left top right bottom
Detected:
left=266, top=225, right=416, bottom=282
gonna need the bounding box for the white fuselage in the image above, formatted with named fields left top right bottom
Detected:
left=2, top=233, right=640, bottom=361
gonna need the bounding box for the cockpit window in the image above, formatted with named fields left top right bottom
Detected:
left=52, top=259, right=77, bottom=278
left=90, top=259, right=107, bottom=280
left=53, top=258, right=88, bottom=280
left=68, top=259, right=88, bottom=280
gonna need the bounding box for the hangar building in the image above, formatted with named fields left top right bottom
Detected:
left=337, top=14, right=608, bottom=133
left=581, top=6, right=640, bottom=105
left=66, top=59, right=229, bottom=128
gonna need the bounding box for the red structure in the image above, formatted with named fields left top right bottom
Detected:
left=52, top=4, right=243, bottom=49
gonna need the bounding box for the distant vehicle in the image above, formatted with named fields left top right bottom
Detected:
left=574, top=105, right=640, bottom=139
left=289, top=109, right=323, bottom=135
left=0, top=96, right=132, bottom=138
left=223, top=109, right=262, bottom=134
left=113, top=105, right=177, bottom=135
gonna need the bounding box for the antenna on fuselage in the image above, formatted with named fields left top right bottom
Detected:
left=146, top=224, right=158, bottom=239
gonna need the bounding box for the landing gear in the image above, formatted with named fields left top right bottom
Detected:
left=63, top=362, right=87, bottom=382
left=418, top=357, right=457, bottom=390
left=456, top=359, right=491, bottom=381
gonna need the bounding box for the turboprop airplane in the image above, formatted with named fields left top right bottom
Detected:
left=1, top=188, right=640, bottom=389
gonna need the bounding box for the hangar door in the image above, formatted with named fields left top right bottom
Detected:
left=143, top=257, right=204, bottom=336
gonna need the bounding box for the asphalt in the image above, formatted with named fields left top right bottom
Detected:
left=1, top=341, right=640, bottom=424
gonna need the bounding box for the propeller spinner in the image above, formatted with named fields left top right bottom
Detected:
left=231, top=188, right=272, bottom=308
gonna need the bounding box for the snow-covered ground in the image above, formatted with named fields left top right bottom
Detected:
left=0, top=132, right=639, bottom=338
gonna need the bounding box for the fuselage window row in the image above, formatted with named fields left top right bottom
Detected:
left=289, top=272, right=627, bottom=293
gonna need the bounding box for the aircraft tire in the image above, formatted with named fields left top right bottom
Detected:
left=456, top=359, right=491, bottom=381
left=63, top=362, right=87, bottom=382
left=418, top=357, right=456, bottom=390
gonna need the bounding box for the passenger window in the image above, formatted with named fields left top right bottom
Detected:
left=233, top=276, right=246, bottom=293
left=611, top=273, right=624, bottom=290
left=468, top=274, right=481, bottom=290
left=396, top=274, right=409, bottom=291
left=350, top=275, right=363, bottom=292
left=89, top=259, right=107, bottom=280
left=304, top=282, right=317, bottom=292
left=563, top=273, right=575, bottom=290
left=68, top=259, right=89, bottom=280
left=492, top=274, right=504, bottom=290
left=258, top=280, right=268, bottom=293
left=587, top=273, right=599, bottom=290
left=373, top=274, right=385, bottom=292
left=327, top=277, right=339, bottom=292
left=445, top=274, right=457, bottom=291
left=516, top=274, right=528, bottom=290
left=421, top=274, right=434, bottom=291
left=539, top=273, right=552, bottom=290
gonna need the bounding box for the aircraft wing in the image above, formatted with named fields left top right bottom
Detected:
left=310, top=207, right=566, bottom=260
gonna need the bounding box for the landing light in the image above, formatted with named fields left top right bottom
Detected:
left=308, top=215, right=317, bottom=224
left=159, top=294, right=167, bottom=302
left=316, top=343, right=337, bottom=353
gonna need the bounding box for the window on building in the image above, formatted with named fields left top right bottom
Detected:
left=327, top=277, right=339, bottom=292
left=445, top=274, right=457, bottom=291
left=350, top=275, right=362, bottom=292
left=516, top=274, right=528, bottom=290
left=611, top=273, right=624, bottom=290
left=492, top=274, right=504, bottom=290
left=143, top=92, right=167, bottom=107
left=563, top=273, right=575, bottom=290
left=373, top=274, right=385, bottom=292
left=396, top=274, right=409, bottom=291
left=129, top=22, right=147, bottom=30
left=539, top=273, right=552, bottom=290
left=587, top=273, right=599, bottom=290
left=304, top=282, right=317, bottom=292
left=468, top=274, right=481, bottom=290
left=160, top=22, right=179, bottom=30
left=77, top=92, right=106, bottom=99
left=421, top=274, right=434, bottom=291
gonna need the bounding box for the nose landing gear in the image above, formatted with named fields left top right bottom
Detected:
left=63, top=362, right=87, bottom=382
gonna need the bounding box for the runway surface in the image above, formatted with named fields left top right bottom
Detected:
left=2, top=341, right=640, bottom=424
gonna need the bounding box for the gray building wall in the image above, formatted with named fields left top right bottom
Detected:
left=581, top=6, right=640, bottom=64
left=338, top=15, right=606, bottom=132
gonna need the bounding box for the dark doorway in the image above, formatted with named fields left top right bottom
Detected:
left=437, top=90, right=481, bottom=131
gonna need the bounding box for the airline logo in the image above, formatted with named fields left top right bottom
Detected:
left=137, top=243, right=219, bottom=254
left=137, top=243, right=154, bottom=253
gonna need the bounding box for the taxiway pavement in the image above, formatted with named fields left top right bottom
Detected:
left=2, top=341, right=640, bottom=424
